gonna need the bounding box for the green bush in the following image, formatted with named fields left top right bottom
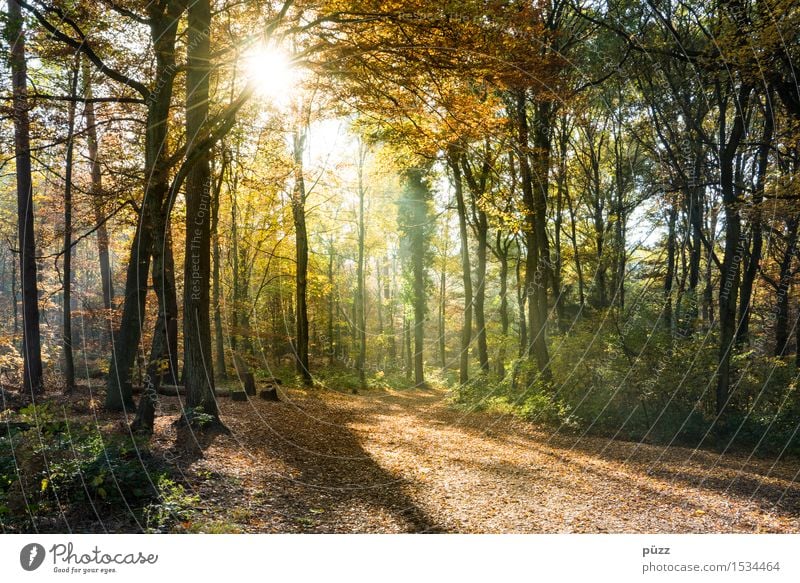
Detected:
left=457, top=293, right=800, bottom=455
left=0, top=403, right=197, bottom=532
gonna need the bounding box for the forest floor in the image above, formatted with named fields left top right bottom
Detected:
left=141, top=383, right=800, bottom=533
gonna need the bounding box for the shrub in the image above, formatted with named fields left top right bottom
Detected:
left=0, top=403, right=197, bottom=532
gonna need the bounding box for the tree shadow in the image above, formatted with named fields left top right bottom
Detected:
left=193, top=390, right=445, bottom=533
left=411, top=398, right=800, bottom=521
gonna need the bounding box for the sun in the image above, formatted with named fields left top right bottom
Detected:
left=243, top=45, right=297, bottom=106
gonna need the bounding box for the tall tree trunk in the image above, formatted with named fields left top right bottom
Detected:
left=497, top=233, right=511, bottom=378
left=514, top=91, right=550, bottom=380
left=292, top=127, right=312, bottom=385
left=438, top=254, right=447, bottom=371
left=795, top=304, right=800, bottom=369
left=62, top=63, right=79, bottom=393
left=449, top=154, right=472, bottom=384
left=774, top=218, right=798, bottom=356
left=612, top=132, right=628, bottom=312
left=230, top=192, right=240, bottom=353
left=515, top=239, right=527, bottom=356
left=703, top=204, right=719, bottom=326
left=356, top=143, right=367, bottom=390
left=388, top=252, right=398, bottom=366
left=532, top=100, right=554, bottom=317
left=152, top=227, right=179, bottom=386
left=375, top=256, right=385, bottom=368
left=183, top=0, right=217, bottom=420
left=106, top=3, right=180, bottom=411
left=5, top=0, right=43, bottom=395
left=238, top=238, right=252, bottom=356
left=12, top=258, right=19, bottom=337
left=412, top=260, right=426, bottom=387
left=685, top=151, right=705, bottom=328
left=399, top=168, right=430, bottom=387
left=473, top=209, right=489, bottom=372
left=82, top=59, right=114, bottom=318
left=564, top=188, right=584, bottom=309
left=737, top=98, right=773, bottom=345
left=403, top=313, right=412, bottom=381
left=716, top=84, right=752, bottom=418
left=212, top=157, right=227, bottom=380
left=327, top=242, right=335, bottom=362
left=553, top=120, right=568, bottom=328
left=664, top=205, right=678, bottom=331
left=461, top=149, right=492, bottom=373
left=586, top=127, right=608, bottom=311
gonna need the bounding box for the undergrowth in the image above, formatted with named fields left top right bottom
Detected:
left=0, top=403, right=198, bottom=533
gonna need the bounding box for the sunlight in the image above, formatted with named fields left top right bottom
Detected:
left=244, top=44, right=297, bottom=106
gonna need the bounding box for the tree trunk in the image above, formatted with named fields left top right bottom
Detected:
left=532, top=100, right=554, bottom=317
left=438, top=254, right=447, bottom=371
left=515, top=240, right=527, bottom=357
left=212, top=157, right=227, bottom=380
left=62, top=64, right=79, bottom=393
left=664, top=205, right=678, bottom=331
left=183, top=0, right=217, bottom=420
left=564, top=188, right=585, bottom=309
left=685, top=150, right=705, bottom=327
left=230, top=191, right=240, bottom=352
left=106, top=4, right=180, bottom=411
left=413, top=255, right=425, bottom=388
left=497, top=233, right=510, bottom=378
left=703, top=205, right=719, bottom=326
left=460, top=149, right=492, bottom=374
left=449, top=153, right=472, bottom=384
left=612, top=132, right=628, bottom=312
left=473, top=208, right=489, bottom=373
left=327, top=242, right=335, bottom=362
left=403, top=313, right=412, bottom=380
left=736, top=98, right=773, bottom=345
left=388, top=252, right=398, bottom=366
left=292, top=127, right=312, bottom=385
left=774, top=218, right=798, bottom=356
left=151, top=227, right=179, bottom=386
left=514, top=91, right=550, bottom=380
left=716, top=84, right=752, bottom=418
left=5, top=0, right=43, bottom=395
left=12, top=257, right=19, bottom=337
left=375, top=256, right=385, bottom=368
left=399, top=168, right=430, bottom=387
left=82, top=59, right=114, bottom=318
left=553, top=113, right=570, bottom=326
left=356, top=143, right=367, bottom=390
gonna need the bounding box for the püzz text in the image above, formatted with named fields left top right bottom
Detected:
left=643, top=546, right=670, bottom=557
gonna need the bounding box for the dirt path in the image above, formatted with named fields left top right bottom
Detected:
left=152, top=386, right=800, bottom=533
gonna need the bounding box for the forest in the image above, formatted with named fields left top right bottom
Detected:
left=1, top=0, right=799, bottom=534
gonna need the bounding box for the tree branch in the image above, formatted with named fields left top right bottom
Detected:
left=17, top=0, right=150, bottom=99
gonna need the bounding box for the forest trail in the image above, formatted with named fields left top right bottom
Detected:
left=152, top=386, right=800, bottom=533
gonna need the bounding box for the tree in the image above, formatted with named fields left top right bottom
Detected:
left=397, top=166, right=433, bottom=387
left=183, top=0, right=218, bottom=421
left=81, top=59, right=114, bottom=309
left=104, top=0, right=184, bottom=411
left=292, top=121, right=313, bottom=385
left=5, top=0, right=44, bottom=396
left=448, top=149, right=473, bottom=384
left=355, top=140, right=369, bottom=390
left=61, top=61, right=79, bottom=393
